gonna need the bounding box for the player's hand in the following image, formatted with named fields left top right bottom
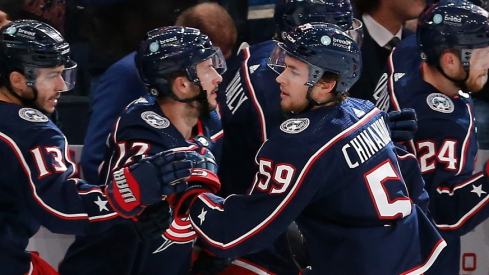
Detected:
left=168, top=148, right=221, bottom=217
left=386, top=108, right=417, bottom=142
left=133, top=200, right=172, bottom=241
left=106, top=149, right=192, bottom=217
left=191, top=249, right=234, bottom=275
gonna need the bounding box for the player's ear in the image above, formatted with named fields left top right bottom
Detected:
left=9, top=71, right=28, bottom=94
left=318, top=80, right=336, bottom=93
left=172, top=76, right=189, bottom=96
left=440, top=50, right=461, bottom=71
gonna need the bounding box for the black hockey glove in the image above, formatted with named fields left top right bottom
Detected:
left=106, top=149, right=193, bottom=218
left=133, top=200, right=172, bottom=242
left=168, top=148, right=221, bottom=218
left=386, top=108, right=417, bottom=142
left=191, top=249, right=234, bottom=275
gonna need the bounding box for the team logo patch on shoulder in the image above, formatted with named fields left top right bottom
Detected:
left=280, top=118, right=310, bottom=134
left=426, top=93, right=454, bottom=113
left=141, top=111, right=170, bottom=129
left=19, top=108, right=49, bottom=122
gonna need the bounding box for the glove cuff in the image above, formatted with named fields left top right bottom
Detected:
left=189, top=168, right=221, bottom=193
left=169, top=184, right=212, bottom=218
left=105, top=167, right=144, bottom=218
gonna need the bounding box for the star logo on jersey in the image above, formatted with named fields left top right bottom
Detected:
left=141, top=111, right=170, bottom=129
left=198, top=208, right=207, bottom=225
left=19, top=108, right=49, bottom=123
left=471, top=184, right=487, bottom=198
left=280, top=118, right=310, bottom=134
left=153, top=217, right=197, bottom=253
left=426, top=93, right=454, bottom=114
left=394, top=73, right=405, bottom=82
left=249, top=64, right=260, bottom=74
left=353, top=108, right=365, bottom=118
left=133, top=97, right=149, bottom=104
left=94, top=196, right=109, bottom=212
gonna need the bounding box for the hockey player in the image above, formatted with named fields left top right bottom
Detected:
left=372, top=0, right=489, bottom=273
left=168, top=23, right=446, bottom=274
left=59, top=26, right=228, bottom=275
left=218, top=1, right=419, bottom=272
left=0, top=20, right=192, bottom=275
left=218, top=0, right=363, bottom=197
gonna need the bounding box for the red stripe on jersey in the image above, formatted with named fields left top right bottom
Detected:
left=0, top=132, right=88, bottom=220
left=242, top=47, right=268, bottom=143
left=193, top=108, right=382, bottom=249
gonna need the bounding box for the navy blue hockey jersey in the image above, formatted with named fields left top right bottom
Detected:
left=188, top=98, right=446, bottom=274
left=218, top=40, right=303, bottom=274
left=59, top=97, right=223, bottom=275
left=374, top=35, right=489, bottom=274
left=218, top=40, right=285, bottom=196
left=0, top=101, right=123, bottom=275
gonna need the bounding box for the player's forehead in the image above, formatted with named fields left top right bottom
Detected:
left=196, top=58, right=213, bottom=69
left=37, top=65, right=65, bottom=75
left=284, top=54, right=307, bottom=69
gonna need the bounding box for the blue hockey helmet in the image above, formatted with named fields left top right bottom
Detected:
left=427, top=0, right=489, bottom=9
left=0, top=20, right=76, bottom=91
left=274, top=0, right=363, bottom=45
left=417, top=0, right=489, bottom=68
left=135, top=26, right=226, bottom=97
left=268, top=22, right=361, bottom=94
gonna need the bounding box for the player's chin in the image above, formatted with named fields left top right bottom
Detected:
left=208, top=101, right=218, bottom=111
left=280, top=101, right=293, bottom=112
left=35, top=102, right=55, bottom=115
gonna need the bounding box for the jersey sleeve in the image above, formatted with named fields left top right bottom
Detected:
left=1, top=127, right=124, bottom=235
left=395, top=146, right=430, bottom=214
left=186, top=140, right=333, bottom=258
left=415, top=107, right=489, bottom=236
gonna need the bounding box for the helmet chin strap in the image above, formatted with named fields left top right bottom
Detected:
left=6, top=83, right=38, bottom=108
left=170, top=82, right=211, bottom=117
left=297, top=86, right=339, bottom=114
left=436, top=64, right=469, bottom=92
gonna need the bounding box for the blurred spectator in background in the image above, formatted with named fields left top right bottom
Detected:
left=350, top=0, right=426, bottom=102
left=0, top=9, right=11, bottom=28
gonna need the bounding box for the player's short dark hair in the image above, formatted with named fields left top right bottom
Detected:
left=321, top=71, right=346, bottom=101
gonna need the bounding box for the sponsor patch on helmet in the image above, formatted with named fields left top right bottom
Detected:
left=149, top=42, right=159, bottom=53
left=426, top=93, right=454, bottom=113
left=141, top=111, right=170, bottom=129
left=321, top=35, right=331, bottom=46
left=5, top=26, right=17, bottom=35
left=433, top=14, right=443, bottom=24
left=19, top=108, right=49, bottom=123
left=280, top=118, right=310, bottom=134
